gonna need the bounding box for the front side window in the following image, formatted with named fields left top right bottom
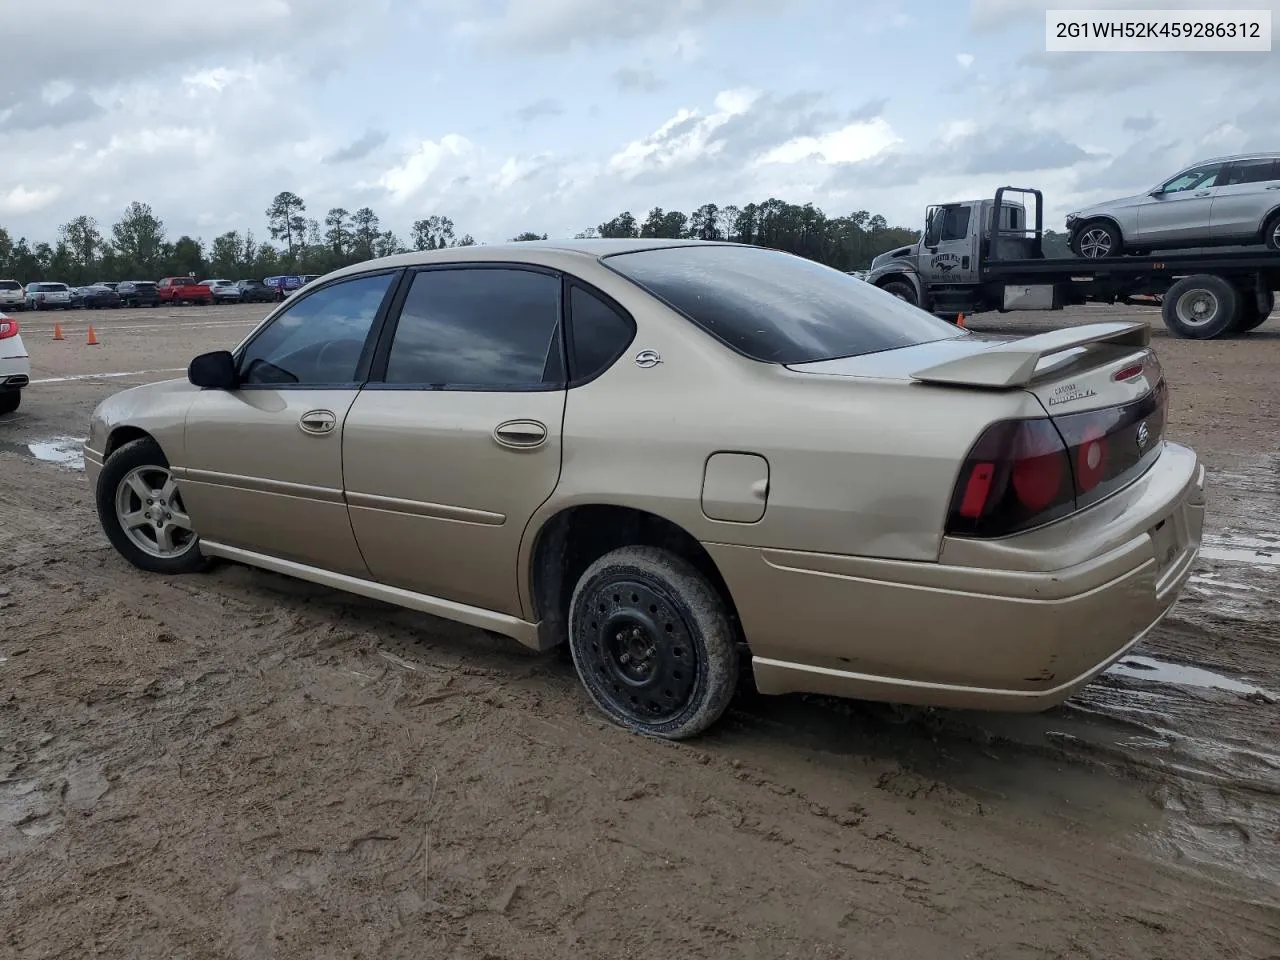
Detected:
left=238, top=272, right=394, bottom=386
left=940, top=206, right=971, bottom=242
left=382, top=267, right=563, bottom=388
left=605, top=244, right=961, bottom=364
left=1162, top=163, right=1222, bottom=193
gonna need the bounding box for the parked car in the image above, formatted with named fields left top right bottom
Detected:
left=83, top=240, right=1203, bottom=739
left=263, top=275, right=304, bottom=300
left=157, top=277, right=213, bottom=306
left=77, top=284, right=124, bottom=309
left=0, top=313, right=30, bottom=414
left=25, top=282, right=72, bottom=310
left=92, top=281, right=120, bottom=290
left=0, top=280, right=25, bottom=311
left=117, top=281, right=162, bottom=308
left=234, top=279, right=277, bottom=304
left=1066, top=152, right=1280, bottom=258
left=199, top=279, right=242, bottom=304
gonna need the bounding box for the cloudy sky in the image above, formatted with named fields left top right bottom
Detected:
left=1, top=0, right=1276, bottom=247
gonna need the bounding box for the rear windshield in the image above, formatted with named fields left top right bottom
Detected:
left=30, top=283, right=67, bottom=292
left=0, top=281, right=20, bottom=291
left=135, top=282, right=157, bottom=289
left=603, top=244, right=961, bottom=364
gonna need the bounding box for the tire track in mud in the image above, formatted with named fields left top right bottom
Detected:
left=3, top=451, right=1280, bottom=957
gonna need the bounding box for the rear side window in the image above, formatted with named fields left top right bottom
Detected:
left=1223, top=158, right=1279, bottom=185
left=383, top=267, right=563, bottom=389
left=567, top=285, right=634, bottom=381
left=604, top=245, right=961, bottom=364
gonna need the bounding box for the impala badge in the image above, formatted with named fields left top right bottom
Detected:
left=634, top=349, right=663, bottom=368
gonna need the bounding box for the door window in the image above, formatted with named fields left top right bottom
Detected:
left=1221, top=158, right=1279, bottom=186
left=238, top=272, right=394, bottom=386
left=382, top=267, right=563, bottom=389
left=567, top=285, right=635, bottom=382
left=939, top=206, right=971, bottom=242
left=1161, top=164, right=1223, bottom=193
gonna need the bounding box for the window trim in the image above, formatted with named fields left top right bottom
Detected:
left=232, top=266, right=406, bottom=392
left=364, top=261, right=570, bottom=394
left=561, top=277, right=638, bottom=388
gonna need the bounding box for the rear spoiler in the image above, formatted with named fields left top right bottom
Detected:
left=911, top=321, right=1150, bottom=389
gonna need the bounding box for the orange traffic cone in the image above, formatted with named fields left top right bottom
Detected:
left=956, top=312, right=966, bottom=328
left=53, top=322, right=64, bottom=340
left=86, top=325, right=99, bottom=345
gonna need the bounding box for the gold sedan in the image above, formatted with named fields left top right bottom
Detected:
left=84, top=240, right=1205, bottom=739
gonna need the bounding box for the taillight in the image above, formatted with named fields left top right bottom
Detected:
left=947, top=380, right=1167, bottom=538
left=0, top=318, right=18, bottom=340
left=947, top=419, right=1075, bottom=537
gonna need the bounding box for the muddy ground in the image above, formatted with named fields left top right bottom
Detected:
left=1, top=302, right=1277, bottom=959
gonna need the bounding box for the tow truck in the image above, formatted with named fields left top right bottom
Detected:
left=866, top=187, right=1279, bottom=339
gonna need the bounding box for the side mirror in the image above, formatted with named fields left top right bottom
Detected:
left=1149, top=188, right=1164, bottom=197
left=188, top=350, right=238, bottom=390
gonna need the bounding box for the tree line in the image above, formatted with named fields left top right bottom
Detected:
left=0, top=189, right=1069, bottom=286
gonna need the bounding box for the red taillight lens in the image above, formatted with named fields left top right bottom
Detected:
left=948, top=380, right=1168, bottom=538
left=946, top=419, right=1075, bottom=537
left=0, top=318, right=18, bottom=340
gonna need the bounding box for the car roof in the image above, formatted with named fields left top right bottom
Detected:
left=322, top=237, right=731, bottom=284
left=1186, top=151, right=1280, bottom=165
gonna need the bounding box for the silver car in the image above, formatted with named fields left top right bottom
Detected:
left=1066, top=153, right=1280, bottom=259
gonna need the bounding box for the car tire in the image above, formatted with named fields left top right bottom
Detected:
left=567, top=545, right=739, bottom=740
left=95, top=437, right=207, bottom=576
left=1234, top=290, right=1274, bottom=334
left=1162, top=274, right=1240, bottom=339
left=880, top=280, right=918, bottom=306
left=1264, top=212, right=1280, bottom=251
left=0, top=390, right=20, bottom=415
left=1071, top=220, right=1122, bottom=259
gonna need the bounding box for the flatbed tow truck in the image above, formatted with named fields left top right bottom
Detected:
left=866, top=187, right=1279, bottom=339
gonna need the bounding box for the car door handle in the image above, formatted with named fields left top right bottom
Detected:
left=298, top=409, right=337, bottom=435
left=493, top=419, right=547, bottom=449
left=1194, top=190, right=1211, bottom=196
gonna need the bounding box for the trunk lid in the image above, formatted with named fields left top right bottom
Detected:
left=787, top=321, right=1168, bottom=522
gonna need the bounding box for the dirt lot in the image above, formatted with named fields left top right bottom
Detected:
left=1, top=302, right=1278, bottom=959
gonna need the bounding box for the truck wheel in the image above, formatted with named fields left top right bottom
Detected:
left=1162, top=275, right=1240, bottom=339
left=1234, top=290, right=1274, bottom=334
left=881, top=280, right=918, bottom=306
left=567, top=545, right=739, bottom=740
left=1071, top=220, right=1122, bottom=259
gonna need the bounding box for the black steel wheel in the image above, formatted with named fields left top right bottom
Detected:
left=568, top=546, right=739, bottom=740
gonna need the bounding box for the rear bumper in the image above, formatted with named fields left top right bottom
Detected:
left=705, top=442, right=1205, bottom=712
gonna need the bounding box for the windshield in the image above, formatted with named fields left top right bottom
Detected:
left=603, top=244, right=961, bottom=364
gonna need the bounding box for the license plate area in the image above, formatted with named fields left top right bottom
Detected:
left=1150, top=509, right=1186, bottom=580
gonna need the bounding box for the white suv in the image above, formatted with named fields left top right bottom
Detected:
left=0, top=314, right=30, bottom=414
left=25, top=281, right=72, bottom=309
left=0, top=280, right=24, bottom=311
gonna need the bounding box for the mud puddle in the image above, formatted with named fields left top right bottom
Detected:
left=0, top=436, right=85, bottom=470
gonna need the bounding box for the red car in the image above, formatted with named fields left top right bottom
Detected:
left=156, top=277, right=213, bottom=306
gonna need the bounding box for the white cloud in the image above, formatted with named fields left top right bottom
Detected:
left=758, top=118, right=899, bottom=165
left=956, top=53, right=975, bottom=69
left=0, top=185, right=61, bottom=217
left=371, top=135, right=477, bottom=205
